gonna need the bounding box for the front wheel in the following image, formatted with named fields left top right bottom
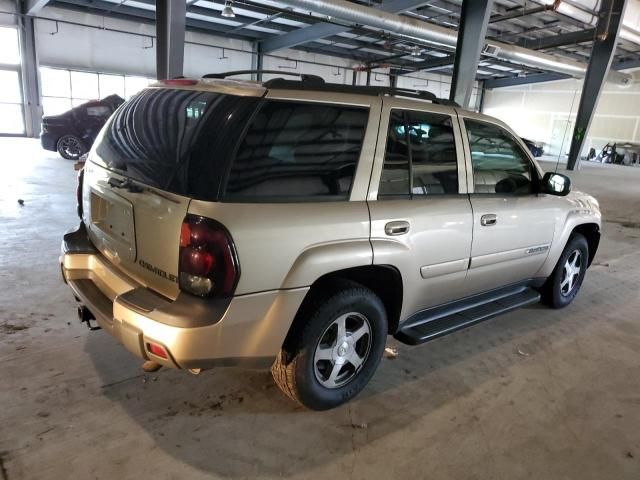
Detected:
left=543, top=233, right=589, bottom=309
left=272, top=282, right=387, bottom=410
left=57, top=135, right=86, bottom=160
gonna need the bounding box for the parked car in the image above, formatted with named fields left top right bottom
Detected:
left=41, top=94, right=124, bottom=160
left=521, top=137, right=544, bottom=157
left=594, top=142, right=640, bottom=166
left=60, top=73, right=601, bottom=410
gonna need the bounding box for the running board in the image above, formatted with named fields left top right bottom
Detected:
left=395, top=286, right=541, bottom=346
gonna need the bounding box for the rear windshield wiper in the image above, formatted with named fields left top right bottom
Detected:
left=108, top=177, right=144, bottom=193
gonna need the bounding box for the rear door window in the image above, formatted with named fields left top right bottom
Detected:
left=379, top=110, right=460, bottom=198
left=224, top=101, right=369, bottom=202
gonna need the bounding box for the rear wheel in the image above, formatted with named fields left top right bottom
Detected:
left=272, top=282, right=387, bottom=410
left=543, top=233, right=589, bottom=308
left=57, top=135, right=86, bottom=160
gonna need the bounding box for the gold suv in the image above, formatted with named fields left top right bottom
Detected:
left=61, top=72, right=601, bottom=410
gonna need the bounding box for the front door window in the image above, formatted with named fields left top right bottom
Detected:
left=465, top=120, right=536, bottom=195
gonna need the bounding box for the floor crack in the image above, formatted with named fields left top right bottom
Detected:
left=100, top=373, right=145, bottom=389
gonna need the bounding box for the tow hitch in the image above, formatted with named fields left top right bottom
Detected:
left=77, top=305, right=101, bottom=331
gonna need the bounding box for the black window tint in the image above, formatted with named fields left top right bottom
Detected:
left=379, top=111, right=410, bottom=196
left=379, top=110, right=459, bottom=198
left=224, top=101, right=368, bottom=202
left=95, top=88, right=259, bottom=200
left=465, top=120, right=535, bottom=195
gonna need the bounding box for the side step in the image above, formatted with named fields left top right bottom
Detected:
left=395, top=286, right=541, bottom=346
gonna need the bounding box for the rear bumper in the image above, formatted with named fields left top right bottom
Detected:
left=41, top=132, right=57, bottom=152
left=60, top=224, right=308, bottom=370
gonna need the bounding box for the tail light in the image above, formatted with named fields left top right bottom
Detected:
left=178, top=215, right=240, bottom=298
left=76, top=168, right=84, bottom=219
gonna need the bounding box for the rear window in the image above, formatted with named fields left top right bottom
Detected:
left=94, top=88, right=260, bottom=200
left=223, top=101, right=369, bottom=202
left=86, top=106, right=111, bottom=117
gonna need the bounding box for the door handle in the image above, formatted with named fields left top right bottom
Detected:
left=481, top=214, right=497, bottom=226
left=385, top=221, right=410, bottom=236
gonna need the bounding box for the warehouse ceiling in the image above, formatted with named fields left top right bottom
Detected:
left=46, top=0, right=640, bottom=84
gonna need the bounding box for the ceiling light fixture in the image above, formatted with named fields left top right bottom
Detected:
left=410, top=45, right=422, bottom=56
left=221, top=1, right=236, bottom=18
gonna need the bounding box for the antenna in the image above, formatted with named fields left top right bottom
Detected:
left=555, top=89, right=579, bottom=173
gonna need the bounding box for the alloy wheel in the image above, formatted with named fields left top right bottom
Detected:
left=60, top=136, right=83, bottom=159
left=560, top=249, right=582, bottom=296
left=313, top=312, right=372, bottom=389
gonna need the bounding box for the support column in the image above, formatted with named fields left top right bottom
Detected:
left=478, top=80, right=486, bottom=113
left=567, top=0, right=628, bottom=170
left=18, top=12, right=41, bottom=138
left=450, top=0, right=493, bottom=108
left=390, top=73, right=398, bottom=89
left=155, top=0, right=186, bottom=80
left=252, top=42, right=264, bottom=82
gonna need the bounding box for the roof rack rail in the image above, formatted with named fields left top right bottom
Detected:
left=202, top=70, right=460, bottom=107
left=202, top=69, right=324, bottom=84
left=263, top=77, right=460, bottom=107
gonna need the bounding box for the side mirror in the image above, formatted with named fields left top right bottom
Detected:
left=541, top=172, right=571, bottom=196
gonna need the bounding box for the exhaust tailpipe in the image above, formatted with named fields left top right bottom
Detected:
left=77, top=305, right=101, bottom=331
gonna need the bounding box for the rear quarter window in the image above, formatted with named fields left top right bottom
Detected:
left=223, top=101, right=369, bottom=202
left=93, top=88, right=259, bottom=200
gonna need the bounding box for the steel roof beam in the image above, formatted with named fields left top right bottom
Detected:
left=53, top=0, right=269, bottom=40
left=25, top=0, right=52, bottom=15
left=259, top=0, right=432, bottom=53
left=517, top=28, right=596, bottom=50
left=483, top=72, right=569, bottom=88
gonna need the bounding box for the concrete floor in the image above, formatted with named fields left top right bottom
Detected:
left=1, top=137, right=639, bottom=480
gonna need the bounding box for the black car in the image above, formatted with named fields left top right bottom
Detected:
left=521, top=137, right=544, bottom=157
left=41, top=94, right=124, bottom=160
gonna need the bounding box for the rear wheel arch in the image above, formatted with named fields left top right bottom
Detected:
left=283, top=265, right=403, bottom=351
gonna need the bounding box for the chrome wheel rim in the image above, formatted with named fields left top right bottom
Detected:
left=61, top=137, right=82, bottom=158
left=313, top=312, right=372, bottom=389
left=560, top=249, right=582, bottom=296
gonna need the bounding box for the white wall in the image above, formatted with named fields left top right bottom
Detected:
left=0, top=0, right=16, bottom=26
left=482, top=69, right=640, bottom=156
left=397, top=70, right=481, bottom=108
left=34, top=6, right=252, bottom=78
left=262, top=47, right=357, bottom=85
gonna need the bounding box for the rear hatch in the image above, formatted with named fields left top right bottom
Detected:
left=83, top=84, right=263, bottom=300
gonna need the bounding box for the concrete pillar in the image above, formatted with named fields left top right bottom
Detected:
left=18, top=14, right=42, bottom=137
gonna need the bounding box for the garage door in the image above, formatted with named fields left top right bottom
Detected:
left=0, top=26, right=24, bottom=135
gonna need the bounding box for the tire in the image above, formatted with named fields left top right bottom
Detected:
left=271, top=281, right=387, bottom=410
left=57, top=135, right=86, bottom=160
left=542, top=233, right=589, bottom=309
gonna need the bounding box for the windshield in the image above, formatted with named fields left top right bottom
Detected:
left=93, top=87, right=260, bottom=200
